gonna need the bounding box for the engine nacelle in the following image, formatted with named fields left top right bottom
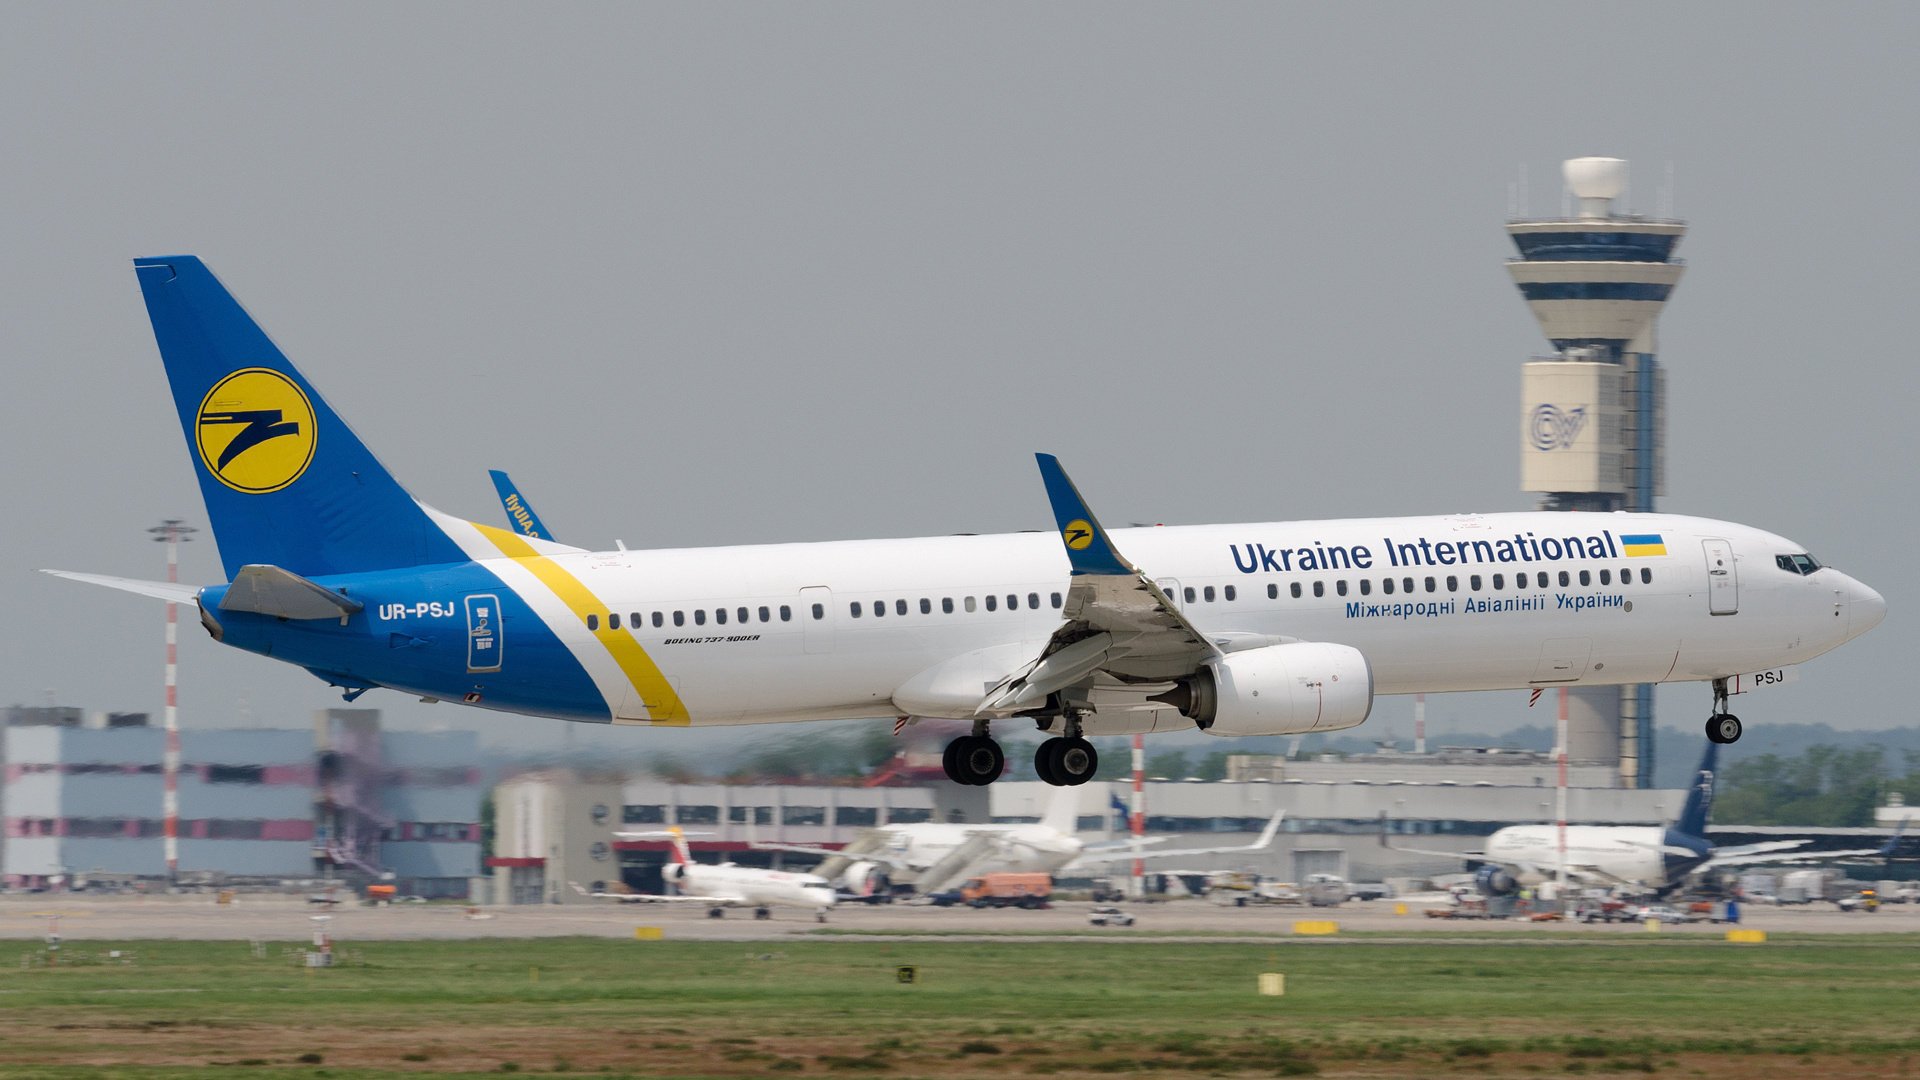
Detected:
left=838, top=860, right=891, bottom=900
left=1166, top=641, right=1373, bottom=737
left=1475, top=864, right=1519, bottom=897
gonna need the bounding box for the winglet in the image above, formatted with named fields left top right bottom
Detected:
left=1035, top=454, right=1134, bottom=577
left=489, top=470, right=555, bottom=542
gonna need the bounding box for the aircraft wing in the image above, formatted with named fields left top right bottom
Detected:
left=569, top=882, right=742, bottom=905
left=973, top=455, right=1220, bottom=717
left=40, top=569, right=199, bottom=604
left=1069, top=811, right=1287, bottom=867
left=1705, top=846, right=1886, bottom=869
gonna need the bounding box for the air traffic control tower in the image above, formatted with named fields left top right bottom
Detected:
left=1508, top=156, right=1685, bottom=788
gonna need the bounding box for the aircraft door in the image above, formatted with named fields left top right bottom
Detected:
left=1155, top=578, right=1183, bottom=610
left=1531, top=637, right=1591, bottom=683
left=1703, top=539, right=1738, bottom=615
left=799, top=586, right=833, bottom=655
left=465, top=594, right=503, bottom=673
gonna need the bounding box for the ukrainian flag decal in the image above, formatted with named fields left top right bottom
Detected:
left=1621, top=533, right=1667, bottom=558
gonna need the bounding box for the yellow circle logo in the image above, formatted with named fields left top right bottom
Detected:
left=195, top=368, right=317, bottom=494
left=1063, top=519, right=1095, bottom=551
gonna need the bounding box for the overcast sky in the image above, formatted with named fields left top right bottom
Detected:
left=3, top=4, right=1915, bottom=760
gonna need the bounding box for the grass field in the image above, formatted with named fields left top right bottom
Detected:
left=5, top=933, right=1920, bottom=1078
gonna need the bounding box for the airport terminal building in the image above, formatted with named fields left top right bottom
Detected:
left=1, top=706, right=482, bottom=896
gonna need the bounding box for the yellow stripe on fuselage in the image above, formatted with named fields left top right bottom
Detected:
left=472, top=523, right=690, bottom=725
left=1623, top=543, right=1667, bottom=557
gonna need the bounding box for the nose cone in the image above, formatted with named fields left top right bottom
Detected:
left=806, top=887, right=837, bottom=908
left=1846, top=574, right=1887, bottom=637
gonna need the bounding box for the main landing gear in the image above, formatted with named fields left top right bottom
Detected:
left=1034, top=736, right=1098, bottom=787
left=1706, top=677, right=1743, bottom=744
left=942, top=721, right=1005, bottom=786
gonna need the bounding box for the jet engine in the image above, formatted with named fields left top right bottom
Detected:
left=664, top=862, right=691, bottom=889
left=1475, top=865, right=1519, bottom=897
left=839, top=861, right=892, bottom=902
left=1158, top=642, right=1373, bottom=737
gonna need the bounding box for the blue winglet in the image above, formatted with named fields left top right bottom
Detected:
left=1035, top=453, right=1134, bottom=577
left=489, top=470, right=555, bottom=541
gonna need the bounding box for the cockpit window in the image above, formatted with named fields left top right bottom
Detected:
left=1776, top=553, right=1823, bottom=576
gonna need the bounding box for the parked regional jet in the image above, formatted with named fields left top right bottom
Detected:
left=574, top=826, right=836, bottom=921
left=1388, top=742, right=1883, bottom=896
left=755, top=787, right=1284, bottom=896
left=46, top=258, right=1886, bottom=787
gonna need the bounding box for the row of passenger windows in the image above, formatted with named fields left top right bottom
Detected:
left=1257, top=566, right=1654, bottom=600
left=849, top=592, right=1063, bottom=618
left=581, top=567, right=1656, bottom=630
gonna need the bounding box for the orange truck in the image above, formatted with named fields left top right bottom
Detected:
left=958, top=873, right=1053, bottom=909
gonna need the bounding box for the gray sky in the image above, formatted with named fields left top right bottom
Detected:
left=4, top=4, right=1915, bottom=757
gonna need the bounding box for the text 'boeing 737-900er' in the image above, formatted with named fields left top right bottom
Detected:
left=46, top=258, right=1886, bottom=786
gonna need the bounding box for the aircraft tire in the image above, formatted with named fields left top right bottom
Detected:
left=942, top=739, right=963, bottom=783
left=950, top=735, right=1004, bottom=785
left=1056, top=738, right=1098, bottom=786
left=1034, top=739, right=1063, bottom=786
left=1706, top=714, right=1742, bottom=744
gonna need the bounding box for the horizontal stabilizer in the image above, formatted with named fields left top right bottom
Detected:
left=41, top=569, right=198, bottom=604
left=219, top=564, right=365, bottom=621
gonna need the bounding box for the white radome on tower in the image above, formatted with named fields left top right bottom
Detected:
left=1564, top=156, right=1628, bottom=218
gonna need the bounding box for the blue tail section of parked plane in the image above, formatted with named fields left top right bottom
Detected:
left=1674, top=741, right=1718, bottom=838
left=134, top=257, right=467, bottom=579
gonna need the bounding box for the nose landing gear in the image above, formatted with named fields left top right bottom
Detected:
left=1706, top=677, right=1743, bottom=744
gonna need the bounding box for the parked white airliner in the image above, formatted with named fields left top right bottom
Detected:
left=48, top=257, right=1888, bottom=788
left=576, top=827, right=837, bottom=921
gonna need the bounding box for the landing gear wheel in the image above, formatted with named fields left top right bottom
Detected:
left=754, top=906, right=771, bottom=920
left=1054, top=737, right=1098, bottom=786
left=1034, top=740, right=1062, bottom=786
left=1706, top=713, right=1742, bottom=744
left=945, top=735, right=1005, bottom=785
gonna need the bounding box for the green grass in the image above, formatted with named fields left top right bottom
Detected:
left=3, top=936, right=1919, bottom=1076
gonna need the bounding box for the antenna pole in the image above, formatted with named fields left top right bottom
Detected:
left=149, top=519, right=198, bottom=884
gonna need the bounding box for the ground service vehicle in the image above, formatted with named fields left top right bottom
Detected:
left=960, top=873, right=1052, bottom=909
left=1088, top=905, right=1135, bottom=927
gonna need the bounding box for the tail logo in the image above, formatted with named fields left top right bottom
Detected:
left=195, top=369, right=317, bottom=493
left=1063, top=519, right=1095, bottom=552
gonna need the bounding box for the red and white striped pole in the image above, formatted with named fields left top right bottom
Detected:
left=1130, top=734, right=1145, bottom=899
left=150, top=520, right=196, bottom=883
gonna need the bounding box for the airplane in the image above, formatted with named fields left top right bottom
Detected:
left=46, top=257, right=1886, bottom=788
left=573, top=826, right=837, bottom=921
left=1386, top=741, right=1885, bottom=897
left=752, top=786, right=1285, bottom=896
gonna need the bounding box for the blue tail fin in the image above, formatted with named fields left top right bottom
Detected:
left=134, top=257, right=467, bottom=579
left=1673, top=740, right=1718, bottom=837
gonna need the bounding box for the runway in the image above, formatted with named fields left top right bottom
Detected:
left=4, top=892, right=1912, bottom=942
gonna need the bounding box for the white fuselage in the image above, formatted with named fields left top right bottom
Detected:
left=1486, top=825, right=1672, bottom=888
left=679, top=862, right=836, bottom=910
left=441, top=510, right=1880, bottom=731
left=873, top=824, right=1082, bottom=875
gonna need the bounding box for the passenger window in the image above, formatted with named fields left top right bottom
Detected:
left=1424, top=576, right=1436, bottom=593
left=1491, top=574, right=1503, bottom=591
left=1335, top=580, right=1348, bottom=596
left=1050, top=592, right=1063, bottom=608
left=738, top=607, right=749, bottom=623
left=1599, top=569, right=1611, bottom=586
left=1005, top=594, right=1018, bottom=610
left=942, top=598, right=954, bottom=614
left=1183, top=587, right=1196, bottom=604
left=631, top=612, right=642, bottom=627
left=1268, top=584, right=1279, bottom=600
left=1537, top=572, right=1549, bottom=588
left=586, top=614, right=599, bottom=631
left=1619, top=566, right=1631, bottom=583
left=1579, top=570, right=1591, bottom=587
left=1640, top=568, right=1651, bottom=584
left=965, top=596, right=977, bottom=613
left=920, top=598, right=932, bottom=615
left=1028, top=592, right=1040, bottom=609
left=873, top=601, right=886, bottom=617
left=1203, top=586, right=1215, bottom=602
left=759, top=606, right=771, bottom=622
left=849, top=603, right=861, bottom=618
left=985, top=595, right=997, bottom=612
left=781, top=605, right=792, bottom=622
left=809, top=604, right=822, bottom=620
left=1470, top=575, right=1482, bottom=591
left=694, top=610, right=706, bottom=626
left=1312, top=581, right=1324, bottom=598
left=1290, top=583, right=1302, bottom=599
left=896, top=599, right=908, bottom=616
left=1402, top=577, right=1414, bottom=594
left=673, top=611, right=685, bottom=627
left=715, top=608, right=727, bottom=625
left=1223, top=585, right=1236, bottom=601
left=653, top=612, right=664, bottom=628
left=1359, top=579, right=1372, bottom=596
left=608, top=613, right=621, bottom=630
left=1558, top=571, right=1570, bottom=587
left=1383, top=577, right=1395, bottom=595
left=1446, top=575, right=1458, bottom=592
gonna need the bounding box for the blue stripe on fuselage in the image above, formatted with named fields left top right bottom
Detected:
left=201, top=560, right=608, bottom=722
